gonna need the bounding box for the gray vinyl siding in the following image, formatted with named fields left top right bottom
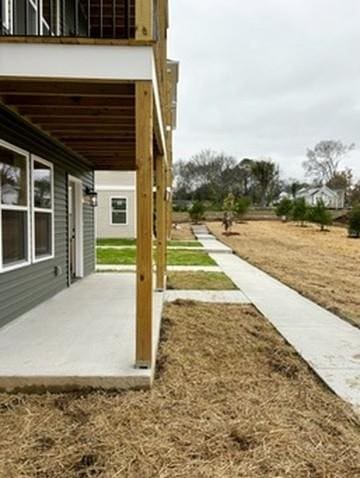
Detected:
left=0, top=105, right=95, bottom=328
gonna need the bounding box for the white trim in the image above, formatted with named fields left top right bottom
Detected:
left=31, top=155, right=55, bottom=264
left=110, top=196, right=128, bottom=226
left=152, top=50, right=168, bottom=162
left=0, top=44, right=154, bottom=81
left=68, top=175, right=84, bottom=279
left=96, top=185, right=136, bottom=192
left=1, top=0, right=10, bottom=31
left=0, top=139, right=31, bottom=274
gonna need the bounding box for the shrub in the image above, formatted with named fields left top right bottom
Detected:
left=235, top=197, right=251, bottom=220
left=276, top=198, right=293, bottom=221
left=348, top=204, right=360, bottom=238
left=307, top=200, right=332, bottom=231
left=291, top=198, right=308, bottom=226
left=189, top=201, right=205, bottom=223
left=223, top=193, right=236, bottom=213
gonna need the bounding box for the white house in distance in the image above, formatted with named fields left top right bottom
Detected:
left=296, top=185, right=345, bottom=209
left=95, top=171, right=137, bottom=239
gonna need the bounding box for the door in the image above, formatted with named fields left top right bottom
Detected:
left=68, top=177, right=83, bottom=284
left=68, top=181, right=76, bottom=282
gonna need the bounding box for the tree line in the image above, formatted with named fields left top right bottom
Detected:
left=173, top=140, right=360, bottom=209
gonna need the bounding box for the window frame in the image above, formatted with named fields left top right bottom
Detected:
left=109, top=196, right=128, bottom=226
left=0, top=139, right=31, bottom=273
left=31, top=155, right=55, bottom=263
left=1, top=0, right=10, bottom=32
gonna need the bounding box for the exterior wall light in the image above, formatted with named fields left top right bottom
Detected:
left=84, top=187, right=98, bottom=207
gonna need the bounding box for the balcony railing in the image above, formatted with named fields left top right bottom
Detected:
left=0, top=0, right=137, bottom=39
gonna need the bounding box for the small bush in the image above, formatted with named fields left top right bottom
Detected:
left=276, top=198, right=293, bottom=221
left=291, top=198, right=308, bottom=226
left=307, top=200, right=332, bottom=231
left=223, top=193, right=236, bottom=213
left=189, top=201, right=206, bottom=223
left=348, top=204, right=360, bottom=238
left=235, top=197, right=251, bottom=220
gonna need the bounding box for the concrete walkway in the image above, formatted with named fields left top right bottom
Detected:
left=193, top=226, right=360, bottom=411
left=97, top=265, right=222, bottom=273
left=96, top=244, right=232, bottom=253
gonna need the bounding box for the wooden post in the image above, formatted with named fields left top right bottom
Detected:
left=135, top=0, right=153, bottom=41
left=156, top=155, right=166, bottom=290
left=136, top=81, right=153, bottom=368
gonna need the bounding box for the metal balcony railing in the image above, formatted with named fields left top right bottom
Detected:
left=0, top=0, right=135, bottom=39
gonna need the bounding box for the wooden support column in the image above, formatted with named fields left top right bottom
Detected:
left=156, top=155, right=166, bottom=290
left=135, top=0, right=154, bottom=40
left=136, top=81, right=154, bottom=368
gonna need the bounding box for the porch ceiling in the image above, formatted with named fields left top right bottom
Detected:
left=0, top=79, right=142, bottom=171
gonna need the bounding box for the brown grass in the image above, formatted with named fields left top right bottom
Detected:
left=167, top=271, right=237, bottom=290
left=171, top=222, right=195, bottom=241
left=208, top=220, right=360, bottom=327
left=0, top=301, right=359, bottom=477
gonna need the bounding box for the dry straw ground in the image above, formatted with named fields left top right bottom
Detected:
left=0, top=301, right=359, bottom=477
left=208, top=220, right=360, bottom=327
left=171, top=222, right=195, bottom=241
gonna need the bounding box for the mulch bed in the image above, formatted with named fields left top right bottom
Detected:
left=0, top=301, right=359, bottom=477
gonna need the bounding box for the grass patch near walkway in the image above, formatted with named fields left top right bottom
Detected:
left=0, top=301, right=358, bottom=477
left=97, top=248, right=215, bottom=266
left=96, top=238, right=201, bottom=248
left=167, top=271, right=237, bottom=290
left=97, top=238, right=136, bottom=247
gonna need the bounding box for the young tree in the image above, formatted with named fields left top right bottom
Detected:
left=348, top=204, right=360, bottom=238
left=189, top=201, right=205, bottom=224
left=307, top=200, right=332, bottom=231
left=303, top=140, right=355, bottom=184
left=234, top=197, right=250, bottom=221
left=223, top=193, right=236, bottom=213
left=276, top=198, right=293, bottom=221
left=291, top=198, right=308, bottom=226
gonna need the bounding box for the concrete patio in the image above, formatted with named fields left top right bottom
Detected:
left=0, top=274, right=164, bottom=392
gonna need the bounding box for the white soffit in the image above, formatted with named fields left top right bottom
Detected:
left=0, top=44, right=153, bottom=80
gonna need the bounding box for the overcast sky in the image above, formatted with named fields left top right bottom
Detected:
left=168, top=0, right=360, bottom=181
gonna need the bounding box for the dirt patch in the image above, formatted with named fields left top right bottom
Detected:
left=0, top=302, right=359, bottom=477
left=208, top=220, right=360, bottom=327
left=171, top=222, right=195, bottom=240
left=167, top=271, right=237, bottom=290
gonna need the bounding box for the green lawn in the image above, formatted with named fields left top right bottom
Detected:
left=167, top=272, right=237, bottom=290
left=96, top=248, right=215, bottom=266
left=96, top=238, right=201, bottom=248
left=97, top=238, right=136, bottom=247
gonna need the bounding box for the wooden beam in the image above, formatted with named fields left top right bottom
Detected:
left=16, top=106, right=134, bottom=116
left=0, top=81, right=135, bottom=97
left=136, top=81, right=153, bottom=368
left=155, top=155, right=166, bottom=290
left=2, top=95, right=135, bottom=108
left=135, top=0, right=153, bottom=40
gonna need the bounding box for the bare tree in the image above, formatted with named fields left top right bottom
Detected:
left=303, top=140, right=355, bottom=184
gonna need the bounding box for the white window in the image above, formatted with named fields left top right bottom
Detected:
left=31, top=156, right=54, bottom=262
left=1, top=0, right=10, bottom=32
left=110, top=197, right=128, bottom=225
left=0, top=140, right=31, bottom=272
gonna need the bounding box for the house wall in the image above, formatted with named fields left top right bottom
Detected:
left=95, top=172, right=136, bottom=239
left=0, top=106, right=95, bottom=329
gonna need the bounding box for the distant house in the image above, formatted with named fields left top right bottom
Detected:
left=95, top=172, right=136, bottom=239
left=296, top=186, right=345, bottom=209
